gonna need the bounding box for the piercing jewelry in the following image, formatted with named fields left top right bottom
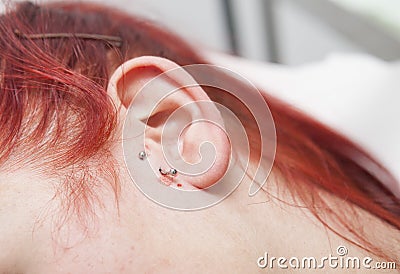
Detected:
left=138, top=151, right=147, bottom=160
left=159, top=167, right=178, bottom=177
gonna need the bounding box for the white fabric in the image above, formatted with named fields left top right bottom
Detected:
left=206, top=52, right=400, bottom=198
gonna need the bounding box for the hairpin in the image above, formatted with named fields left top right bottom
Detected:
left=14, top=29, right=122, bottom=47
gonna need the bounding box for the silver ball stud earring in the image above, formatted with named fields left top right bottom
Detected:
left=169, top=168, right=178, bottom=176
left=138, top=151, right=147, bottom=160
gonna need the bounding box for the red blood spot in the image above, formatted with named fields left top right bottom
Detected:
left=177, top=183, right=182, bottom=187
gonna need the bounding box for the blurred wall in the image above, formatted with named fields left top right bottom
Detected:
left=112, top=0, right=372, bottom=64
left=118, top=0, right=230, bottom=53
left=272, top=0, right=365, bottom=64
left=0, top=0, right=397, bottom=64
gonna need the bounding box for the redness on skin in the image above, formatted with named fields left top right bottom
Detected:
left=160, top=176, right=173, bottom=186
left=177, top=183, right=182, bottom=188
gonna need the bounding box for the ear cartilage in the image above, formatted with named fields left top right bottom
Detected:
left=159, top=167, right=178, bottom=177
left=138, top=151, right=147, bottom=160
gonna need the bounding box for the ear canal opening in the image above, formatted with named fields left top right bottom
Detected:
left=144, top=109, right=174, bottom=128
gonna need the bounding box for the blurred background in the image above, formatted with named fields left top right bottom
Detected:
left=2, top=0, right=400, bottom=64
left=116, top=0, right=400, bottom=64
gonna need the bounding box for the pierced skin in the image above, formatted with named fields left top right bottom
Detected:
left=159, top=175, right=173, bottom=186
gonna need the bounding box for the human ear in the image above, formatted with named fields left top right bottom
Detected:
left=107, top=56, right=231, bottom=189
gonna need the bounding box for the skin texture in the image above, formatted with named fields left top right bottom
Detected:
left=0, top=157, right=396, bottom=273
left=0, top=57, right=398, bottom=274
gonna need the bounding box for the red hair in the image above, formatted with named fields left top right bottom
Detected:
left=0, top=1, right=399, bottom=261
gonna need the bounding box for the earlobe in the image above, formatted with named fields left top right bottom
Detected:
left=110, top=56, right=231, bottom=190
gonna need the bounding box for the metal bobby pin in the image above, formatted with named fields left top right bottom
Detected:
left=14, top=29, right=122, bottom=47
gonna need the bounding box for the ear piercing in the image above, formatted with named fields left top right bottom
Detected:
left=138, top=151, right=178, bottom=177
left=159, top=167, right=178, bottom=187
left=169, top=168, right=178, bottom=176
left=159, top=167, right=178, bottom=177
left=138, top=151, right=147, bottom=160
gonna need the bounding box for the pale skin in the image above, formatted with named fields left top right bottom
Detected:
left=0, top=56, right=397, bottom=273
